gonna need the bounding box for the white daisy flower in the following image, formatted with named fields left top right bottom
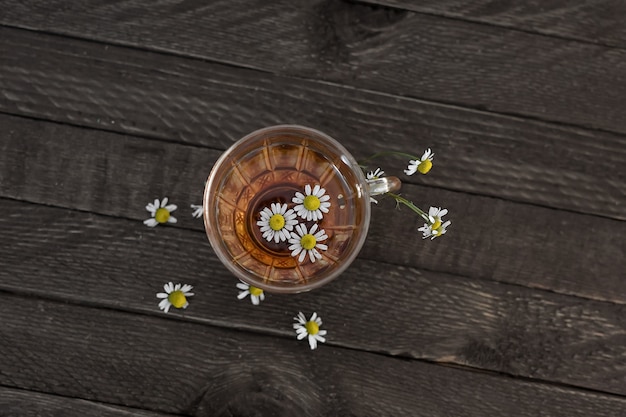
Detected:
left=190, top=204, right=203, bottom=219
left=292, top=184, right=331, bottom=221
left=156, top=282, right=194, bottom=313
left=366, top=167, right=385, bottom=204
left=144, top=197, right=177, bottom=227
left=293, top=312, right=327, bottom=350
left=257, top=203, right=298, bottom=243
left=236, top=281, right=265, bottom=305
left=288, top=223, right=328, bottom=263
left=366, top=167, right=385, bottom=180
left=404, top=148, right=434, bottom=175
left=418, top=206, right=451, bottom=239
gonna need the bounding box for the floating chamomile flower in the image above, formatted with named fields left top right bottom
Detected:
left=366, top=167, right=385, bottom=180
left=156, top=282, right=194, bottom=313
left=404, top=148, right=434, bottom=175
left=236, top=281, right=265, bottom=305
left=293, top=312, right=327, bottom=350
left=190, top=204, right=203, bottom=219
left=292, top=184, right=331, bottom=221
left=288, top=223, right=328, bottom=263
left=144, top=197, right=177, bottom=227
left=257, top=203, right=299, bottom=243
left=418, top=206, right=451, bottom=239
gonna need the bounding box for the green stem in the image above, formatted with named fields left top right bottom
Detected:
left=386, top=192, right=430, bottom=223
left=359, top=151, right=420, bottom=165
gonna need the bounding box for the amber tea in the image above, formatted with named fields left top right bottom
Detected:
left=204, top=126, right=373, bottom=293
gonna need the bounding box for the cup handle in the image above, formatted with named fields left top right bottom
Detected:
left=366, top=176, right=402, bottom=197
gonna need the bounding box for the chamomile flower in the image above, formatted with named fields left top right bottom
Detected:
left=144, top=197, right=177, bottom=227
left=257, top=203, right=299, bottom=243
left=191, top=204, right=203, bottom=219
left=293, top=312, right=327, bottom=350
left=156, top=282, right=194, bottom=313
left=366, top=168, right=385, bottom=204
left=292, top=184, right=331, bottom=221
left=288, top=223, right=328, bottom=263
left=404, top=148, right=434, bottom=175
left=418, top=206, right=451, bottom=239
left=366, top=167, right=385, bottom=180
left=236, top=281, right=265, bottom=305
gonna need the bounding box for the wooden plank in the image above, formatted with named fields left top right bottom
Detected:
left=0, top=387, right=179, bottom=417
left=1, top=1, right=626, bottom=133
left=1, top=199, right=624, bottom=395
left=1, top=114, right=624, bottom=303
left=358, top=0, right=626, bottom=48
left=1, top=27, right=625, bottom=221
left=1, top=294, right=625, bottom=416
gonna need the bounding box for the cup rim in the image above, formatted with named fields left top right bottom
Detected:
left=203, top=124, right=371, bottom=293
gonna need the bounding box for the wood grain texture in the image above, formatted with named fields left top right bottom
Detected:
left=1, top=293, right=625, bottom=417
left=359, top=0, right=626, bottom=48
left=0, top=387, right=180, bottom=417
left=1, top=199, right=625, bottom=395
left=1, top=1, right=626, bottom=133
left=2, top=27, right=625, bottom=221
left=1, top=114, right=624, bottom=304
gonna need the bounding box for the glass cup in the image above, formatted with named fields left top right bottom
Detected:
left=203, top=125, right=400, bottom=293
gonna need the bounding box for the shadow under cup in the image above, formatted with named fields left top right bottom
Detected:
left=203, top=125, right=371, bottom=293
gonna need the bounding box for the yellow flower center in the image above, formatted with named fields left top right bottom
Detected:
left=249, top=286, right=263, bottom=296
left=300, top=234, right=317, bottom=250
left=168, top=290, right=186, bottom=308
left=305, top=320, right=319, bottom=335
left=269, top=213, right=286, bottom=231
left=155, top=208, right=170, bottom=223
left=303, top=195, right=321, bottom=211
left=432, top=217, right=442, bottom=231
left=418, top=160, right=432, bottom=174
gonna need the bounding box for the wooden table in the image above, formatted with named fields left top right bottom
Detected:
left=1, top=1, right=625, bottom=416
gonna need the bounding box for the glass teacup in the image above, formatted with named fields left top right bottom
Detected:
left=203, top=125, right=400, bottom=293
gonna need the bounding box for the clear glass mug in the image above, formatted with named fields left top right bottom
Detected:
left=203, top=125, right=400, bottom=293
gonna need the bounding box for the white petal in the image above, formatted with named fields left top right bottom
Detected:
left=310, top=312, right=317, bottom=321
left=156, top=292, right=168, bottom=299
left=305, top=184, right=312, bottom=195
left=180, top=284, right=193, bottom=292
left=312, top=184, right=320, bottom=195
left=309, top=223, right=318, bottom=234
left=316, top=243, right=328, bottom=251
left=314, top=334, right=326, bottom=344
left=251, top=295, right=260, bottom=305
left=161, top=198, right=168, bottom=207
left=168, top=216, right=177, bottom=224
left=236, top=282, right=249, bottom=290
left=297, top=331, right=308, bottom=340
left=318, top=330, right=327, bottom=336
left=308, top=335, right=318, bottom=350
left=158, top=299, right=170, bottom=309
left=298, top=250, right=307, bottom=263
left=237, top=291, right=250, bottom=299
left=143, top=218, right=158, bottom=227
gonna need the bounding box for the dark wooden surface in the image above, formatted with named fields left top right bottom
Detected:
left=1, top=1, right=625, bottom=416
